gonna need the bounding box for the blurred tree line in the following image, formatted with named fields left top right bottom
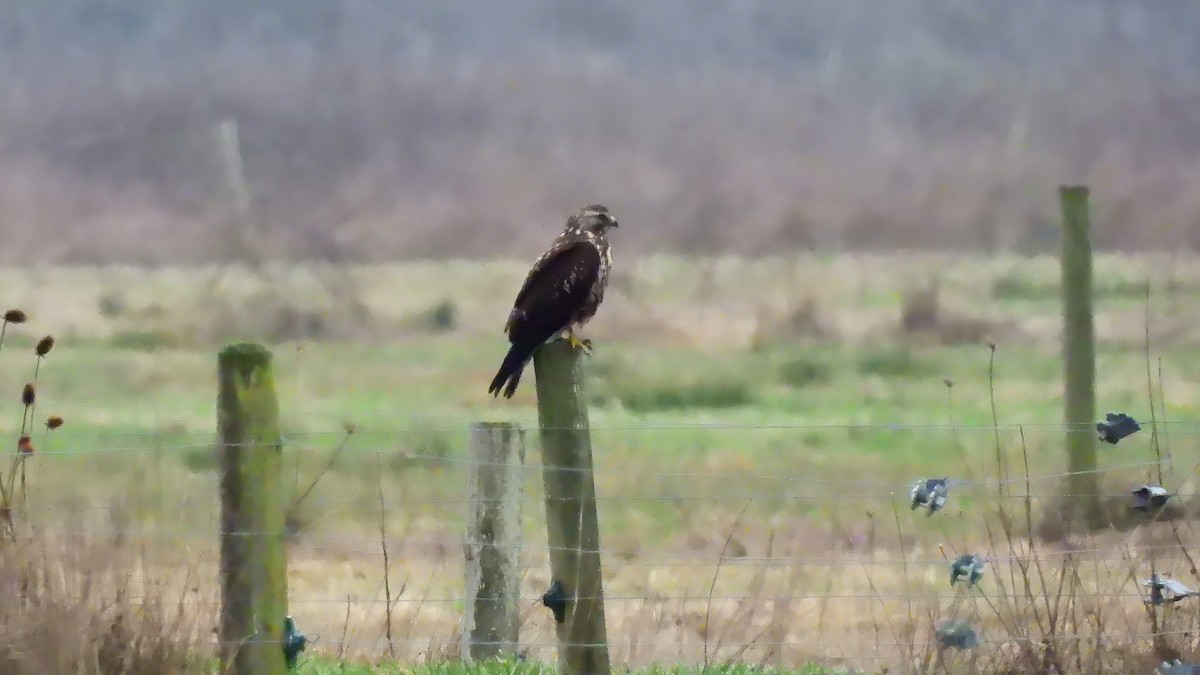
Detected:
left=0, top=1, right=1198, bottom=262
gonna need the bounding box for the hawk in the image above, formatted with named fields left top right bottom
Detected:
left=488, top=204, right=618, bottom=399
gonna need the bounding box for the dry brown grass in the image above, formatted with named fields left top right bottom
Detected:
left=0, top=530, right=208, bottom=674
left=1, top=505, right=1195, bottom=673
left=0, top=305, right=198, bottom=674
left=264, top=504, right=1200, bottom=672
left=4, top=433, right=1200, bottom=672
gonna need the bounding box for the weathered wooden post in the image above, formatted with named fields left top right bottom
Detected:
left=533, top=340, right=610, bottom=675
left=213, top=118, right=266, bottom=271
left=217, top=119, right=252, bottom=224
left=463, top=422, right=526, bottom=662
left=1059, top=185, right=1101, bottom=524
left=218, top=342, right=288, bottom=675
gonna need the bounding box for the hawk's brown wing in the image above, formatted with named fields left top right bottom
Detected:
left=505, top=231, right=580, bottom=332
left=503, top=239, right=600, bottom=347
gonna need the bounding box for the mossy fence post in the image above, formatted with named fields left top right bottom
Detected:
left=1059, top=185, right=1101, bottom=525
left=218, top=342, right=289, bottom=675
left=462, top=422, right=526, bottom=662
left=533, top=340, right=610, bottom=675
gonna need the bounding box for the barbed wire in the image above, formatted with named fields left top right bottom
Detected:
left=20, top=418, right=1200, bottom=433
left=12, top=528, right=1200, bottom=566
left=11, top=442, right=1184, bottom=487
left=187, top=629, right=1200, bottom=649
left=274, top=489, right=1200, bottom=505
left=14, top=486, right=1200, bottom=510
left=89, top=589, right=1200, bottom=605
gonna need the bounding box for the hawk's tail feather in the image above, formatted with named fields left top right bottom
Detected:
left=488, top=343, right=535, bottom=399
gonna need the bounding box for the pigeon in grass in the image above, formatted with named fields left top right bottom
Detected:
left=949, top=554, right=986, bottom=588
left=1096, top=412, right=1140, bottom=444
left=1159, top=660, right=1200, bottom=675
left=1143, top=574, right=1197, bottom=606
left=910, top=477, right=959, bottom=515
left=1131, top=484, right=1170, bottom=512
left=935, top=619, right=978, bottom=650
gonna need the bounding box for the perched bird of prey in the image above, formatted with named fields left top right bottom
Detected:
left=488, top=204, right=618, bottom=399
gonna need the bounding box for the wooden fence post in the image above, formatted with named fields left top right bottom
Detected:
left=532, top=340, right=610, bottom=675
left=218, top=342, right=288, bottom=675
left=213, top=118, right=265, bottom=271
left=463, top=422, right=526, bottom=662
left=217, top=119, right=252, bottom=224
left=1059, top=185, right=1101, bottom=525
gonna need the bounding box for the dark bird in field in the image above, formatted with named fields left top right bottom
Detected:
left=542, top=579, right=569, bottom=623
left=488, top=204, right=618, bottom=399
left=1097, top=411, right=1140, bottom=444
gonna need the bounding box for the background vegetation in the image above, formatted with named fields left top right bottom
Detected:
left=2, top=2, right=1199, bottom=673
left=1, top=2, right=1200, bottom=262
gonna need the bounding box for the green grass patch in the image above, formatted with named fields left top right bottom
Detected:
left=615, top=377, right=756, bottom=412
left=855, top=345, right=937, bottom=379
left=776, top=354, right=833, bottom=388
left=991, top=273, right=1151, bottom=301
left=109, top=328, right=180, bottom=351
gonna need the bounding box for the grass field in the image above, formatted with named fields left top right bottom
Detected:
left=1, top=252, right=1199, bottom=673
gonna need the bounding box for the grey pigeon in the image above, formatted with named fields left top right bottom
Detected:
left=949, top=554, right=985, bottom=587
left=1159, top=659, right=1200, bottom=675
left=1132, top=484, right=1170, bottom=512
left=911, top=477, right=954, bottom=515
left=1143, top=574, right=1197, bottom=605
left=935, top=619, right=978, bottom=650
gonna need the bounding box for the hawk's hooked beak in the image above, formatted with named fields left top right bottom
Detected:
left=608, top=218, right=619, bottom=228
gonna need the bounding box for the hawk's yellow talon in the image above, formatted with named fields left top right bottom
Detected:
left=565, top=334, right=594, bottom=354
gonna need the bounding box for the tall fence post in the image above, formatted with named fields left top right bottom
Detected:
left=217, top=118, right=253, bottom=224
left=218, top=342, right=288, bottom=675
left=214, top=118, right=265, bottom=271
left=1059, top=185, right=1101, bottom=525
left=532, top=340, right=610, bottom=675
left=463, top=422, right=526, bottom=662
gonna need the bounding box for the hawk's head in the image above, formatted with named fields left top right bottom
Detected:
left=570, top=204, right=619, bottom=234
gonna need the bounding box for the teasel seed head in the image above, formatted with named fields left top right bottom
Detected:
left=35, top=335, right=54, bottom=356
